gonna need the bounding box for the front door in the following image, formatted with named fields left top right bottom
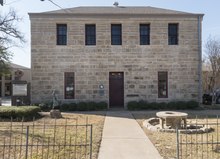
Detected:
left=109, top=72, right=124, bottom=108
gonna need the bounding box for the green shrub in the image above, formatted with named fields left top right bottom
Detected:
left=60, top=101, right=107, bottom=111
left=37, top=102, right=52, bottom=112
left=96, top=102, right=108, bottom=110
left=60, top=103, right=70, bottom=111
left=186, top=101, right=199, bottom=109
left=127, top=101, right=139, bottom=110
left=159, top=102, right=168, bottom=109
left=77, top=102, right=88, bottom=111
left=68, top=103, right=78, bottom=111
left=145, top=102, right=156, bottom=110
left=127, top=100, right=199, bottom=110
left=86, top=101, right=97, bottom=111
left=138, top=100, right=148, bottom=109
left=0, top=106, right=41, bottom=121
left=166, top=101, right=176, bottom=109
left=60, top=103, right=78, bottom=111
left=176, top=101, right=188, bottom=109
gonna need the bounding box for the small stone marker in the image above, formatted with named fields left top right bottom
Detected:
left=50, top=109, right=62, bottom=118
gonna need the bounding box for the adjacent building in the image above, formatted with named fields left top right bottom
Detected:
left=0, top=63, right=31, bottom=97
left=29, top=6, right=203, bottom=108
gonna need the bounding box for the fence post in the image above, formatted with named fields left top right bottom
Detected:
left=25, top=126, right=29, bottom=159
left=90, top=125, right=93, bottom=159
left=176, top=127, right=180, bottom=159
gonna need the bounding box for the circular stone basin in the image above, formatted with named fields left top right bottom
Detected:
left=156, top=111, right=188, bottom=129
left=143, top=118, right=214, bottom=134
left=165, top=112, right=173, bottom=114
left=156, top=111, right=188, bottom=118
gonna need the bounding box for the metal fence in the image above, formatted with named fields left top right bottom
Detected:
left=177, top=116, right=220, bottom=159
left=0, top=118, right=93, bottom=159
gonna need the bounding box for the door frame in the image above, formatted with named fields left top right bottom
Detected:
left=109, top=72, right=124, bottom=108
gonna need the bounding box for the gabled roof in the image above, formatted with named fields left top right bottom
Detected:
left=30, top=6, right=203, bottom=16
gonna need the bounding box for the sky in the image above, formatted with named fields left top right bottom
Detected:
left=1, top=0, right=220, bottom=68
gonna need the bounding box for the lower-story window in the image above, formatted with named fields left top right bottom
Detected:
left=64, top=72, right=74, bottom=99
left=158, top=72, right=168, bottom=98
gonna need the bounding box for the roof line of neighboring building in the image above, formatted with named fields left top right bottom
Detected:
left=8, top=63, right=30, bottom=70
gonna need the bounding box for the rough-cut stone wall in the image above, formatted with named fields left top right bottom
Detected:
left=30, top=15, right=201, bottom=107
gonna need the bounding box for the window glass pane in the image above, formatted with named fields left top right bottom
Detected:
left=58, top=26, right=66, bottom=35
left=65, top=72, right=74, bottom=99
left=140, top=24, right=150, bottom=45
left=168, top=24, right=178, bottom=45
left=158, top=72, right=168, bottom=98
left=85, top=24, right=96, bottom=45
left=111, top=24, right=122, bottom=45
left=169, top=25, right=177, bottom=35
left=57, top=24, right=67, bottom=45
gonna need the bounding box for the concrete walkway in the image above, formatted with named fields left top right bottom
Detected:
left=98, top=111, right=162, bottom=159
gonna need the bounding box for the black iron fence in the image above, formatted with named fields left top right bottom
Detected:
left=177, top=116, right=220, bottom=159
left=0, top=118, right=93, bottom=159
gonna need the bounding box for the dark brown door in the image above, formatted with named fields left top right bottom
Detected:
left=109, top=72, right=124, bottom=108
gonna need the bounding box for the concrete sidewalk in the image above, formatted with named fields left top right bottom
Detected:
left=98, top=111, right=162, bottom=159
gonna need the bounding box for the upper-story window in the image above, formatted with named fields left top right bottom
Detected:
left=168, top=23, right=178, bottom=45
left=57, top=24, right=67, bottom=45
left=140, top=24, right=150, bottom=45
left=111, top=24, right=122, bottom=45
left=85, top=24, right=96, bottom=45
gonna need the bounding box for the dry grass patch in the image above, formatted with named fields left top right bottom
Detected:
left=0, top=111, right=106, bottom=159
left=132, top=110, right=220, bottom=159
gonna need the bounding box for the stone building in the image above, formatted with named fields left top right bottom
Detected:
left=29, top=6, right=204, bottom=108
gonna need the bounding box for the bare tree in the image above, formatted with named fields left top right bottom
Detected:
left=202, top=60, right=211, bottom=93
left=0, top=9, right=25, bottom=75
left=0, top=46, right=11, bottom=75
left=204, top=36, right=220, bottom=104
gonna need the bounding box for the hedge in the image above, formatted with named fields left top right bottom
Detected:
left=127, top=100, right=199, bottom=110
left=0, top=106, right=41, bottom=120
left=37, top=101, right=108, bottom=112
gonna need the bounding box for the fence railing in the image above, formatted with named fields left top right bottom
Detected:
left=0, top=118, right=93, bottom=159
left=177, top=116, right=220, bottom=159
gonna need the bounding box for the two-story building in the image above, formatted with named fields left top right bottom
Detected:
left=29, top=5, right=203, bottom=108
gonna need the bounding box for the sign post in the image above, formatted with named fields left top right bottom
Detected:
left=11, top=80, right=30, bottom=106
